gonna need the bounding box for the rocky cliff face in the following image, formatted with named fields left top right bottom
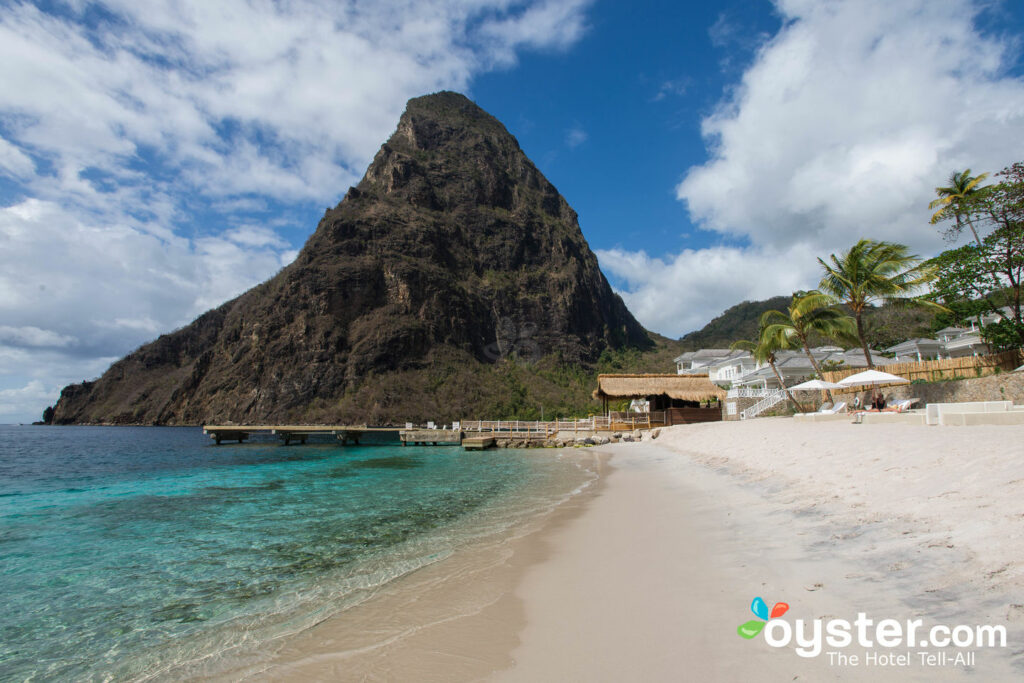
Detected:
left=52, top=92, right=651, bottom=425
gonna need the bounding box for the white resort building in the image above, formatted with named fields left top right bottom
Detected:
left=674, top=346, right=892, bottom=391
left=884, top=307, right=1017, bottom=361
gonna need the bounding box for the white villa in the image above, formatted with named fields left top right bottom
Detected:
left=885, top=306, right=1016, bottom=361
left=673, top=349, right=746, bottom=375
left=679, top=306, right=1019, bottom=388
left=674, top=346, right=892, bottom=390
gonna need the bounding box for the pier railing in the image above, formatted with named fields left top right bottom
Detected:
left=203, top=413, right=671, bottom=447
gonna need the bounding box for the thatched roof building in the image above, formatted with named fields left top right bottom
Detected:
left=593, top=374, right=725, bottom=426
left=593, top=374, right=727, bottom=402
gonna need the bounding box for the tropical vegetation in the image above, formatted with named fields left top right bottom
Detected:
left=929, top=168, right=989, bottom=246
left=817, top=239, right=943, bottom=367
left=717, top=163, right=1023, bottom=410
left=729, top=334, right=805, bottom=413
left=759, top=290, right=857, bottom=402
left=927, top=162, right=1024, bottom=349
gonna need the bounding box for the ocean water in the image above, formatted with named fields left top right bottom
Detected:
left=0, top=426, right=592, bottom=681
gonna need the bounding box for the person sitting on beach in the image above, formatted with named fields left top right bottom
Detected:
left=871, top=393, right=886, bottom=411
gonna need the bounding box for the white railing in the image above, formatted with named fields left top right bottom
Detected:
left=740, top=390, right=787, bottom=420
left=726, top=387, right=773, bottom=399
left=459, top=413, right=661, bottom=434
left=461, top=420, right=554, bottom=434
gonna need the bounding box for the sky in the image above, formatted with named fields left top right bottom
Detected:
left=2, top=0, right=1024, bottom=423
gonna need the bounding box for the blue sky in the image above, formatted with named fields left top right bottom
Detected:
left=2, top=0, right=1024, bottom=423
left=470, top=0, right=781, bottom=254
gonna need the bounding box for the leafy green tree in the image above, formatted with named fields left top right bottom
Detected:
left=982, top=319, right=1024, bottom=352
left=818, top=239, right=943, bottom=368
left=759, top=290, right=857, bottom=403
left=927, top=243, right=1003, bottom=321
left=929, top=168, right=990, bottom=246
left=928, top=164, right=1024, bottom=348
left=862, top=301, right=940, bottom=349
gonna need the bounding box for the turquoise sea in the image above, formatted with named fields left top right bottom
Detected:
left=0, top=426, right=591, bottom=681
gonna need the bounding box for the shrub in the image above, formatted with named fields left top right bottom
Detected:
left=981, top=319, right=1024, bottom=352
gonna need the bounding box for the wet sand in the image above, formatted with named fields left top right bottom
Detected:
left=237, top=421, right=1024, bottom=681
left=207, top=451, right=607, bottom=682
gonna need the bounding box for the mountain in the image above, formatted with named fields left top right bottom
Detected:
left=678, top=296, right=792, bottom=350
left=51, top=92, right=652, bottom=425
left=677, top=295, right=941, bottom=352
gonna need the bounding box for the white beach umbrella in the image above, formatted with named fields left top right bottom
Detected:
left=837, top=369, right=910, bottom=387
left=788, top=379, right=846, bottom=391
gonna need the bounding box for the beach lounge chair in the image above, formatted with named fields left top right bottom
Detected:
left=795, top=401, right=847, bottom=422
left=888, top=399, right=918, bottom=412
left=819, top=401, right=846, bottom=415
left=852, top=397, right=926, bottom=424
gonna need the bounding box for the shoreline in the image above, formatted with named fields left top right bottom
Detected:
left=227, top=421, right=1023, bottom=681
left=202, top=449, right=609, bottom=681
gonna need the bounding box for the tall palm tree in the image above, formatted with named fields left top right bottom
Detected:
left=929, top=169, right=989, bottom=246
left=818, top=239, right=944, bottom=368
left=759, top=290, right=858, bottom=403
left=730, top=334, right=805, bottom=413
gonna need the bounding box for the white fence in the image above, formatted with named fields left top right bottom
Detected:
left=727, top=387, right=773, bottom=399
left=460, top=413, right=662, bottom=434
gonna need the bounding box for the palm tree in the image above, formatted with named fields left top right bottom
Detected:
left=818, top=239, right=944, bottom=368
left=929, top=169, right=989, bottom=246
left=759, top=290, right=857, bottom=403
left=730, top=334, right=806, bottom=413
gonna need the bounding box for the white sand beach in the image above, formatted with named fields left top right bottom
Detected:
left=498, top=420, right=1024, bottom=681
left=249, top=420, right=1024, bottom=681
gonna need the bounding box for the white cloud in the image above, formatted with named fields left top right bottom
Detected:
left=0, top=380, right=58, bottom=421
left=0, top=198, right=293, bottom=337
left=0, top=136, right=35, bottom=179
left=0, top=1, right=592, bottom=205
left=598, top=244, right=818, bottom=337
left=0, top=326, right=76, bottom=348
left=224, top=225, right=289, bottom=249
left=0, top=198, right=295, bottom=395
left=607, top=0, right=1024, bottom=338
left=565, top=125, right=588, bottom=148
left=680, top=0, right=1024, bottom=252
left=0, top=0, right=593, bottom=421
left=480, top=0, right=590, bottom=64
left=652, top=78, right=689, bottom=102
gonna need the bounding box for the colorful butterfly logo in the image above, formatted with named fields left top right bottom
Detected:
left=737, top=596, right=789, bottom=639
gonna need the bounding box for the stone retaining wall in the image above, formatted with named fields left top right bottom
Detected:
left=855, top=371, right=1024, bottom=406
left=494, top=429, right=646, bottom=448
left=731, top=372, right=1024, bottom=419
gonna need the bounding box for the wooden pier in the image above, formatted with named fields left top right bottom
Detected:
left=203, top=413, right=675, bottom=450
left=203, top=425, right=405, bottom=446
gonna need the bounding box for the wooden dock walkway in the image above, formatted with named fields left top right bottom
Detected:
left=203, top=425, right=403, bottom=445
left=204, top=425, right=473, bottom=447
left=202, top=413, right=669, bottom=449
